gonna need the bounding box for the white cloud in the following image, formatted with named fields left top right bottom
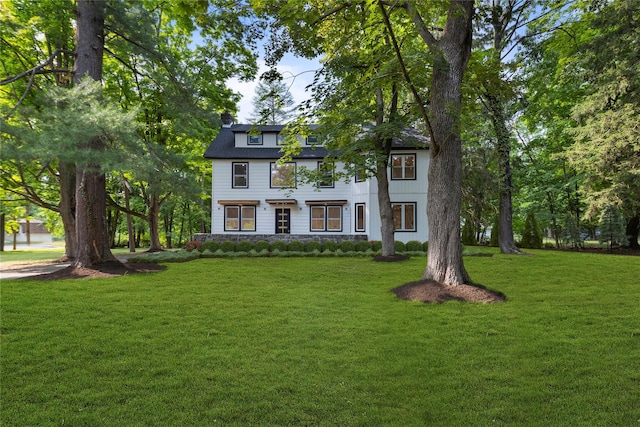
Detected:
left=227, top=54, right=320, bottom=123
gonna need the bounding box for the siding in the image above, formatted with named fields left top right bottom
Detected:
left=209, top=139, right=430, bottom=243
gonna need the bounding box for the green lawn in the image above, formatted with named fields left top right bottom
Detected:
left=2, top=251, right=639, bottom=426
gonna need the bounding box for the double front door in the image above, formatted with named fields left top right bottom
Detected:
left=275, top=208, right=290, bottom=234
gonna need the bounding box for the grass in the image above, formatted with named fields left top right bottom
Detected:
left=1, top=251, right=639, bottom=426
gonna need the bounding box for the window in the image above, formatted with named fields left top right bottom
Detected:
left=306, top=134, right=319, bottom=145
left=355, top=203, right=366, bottom=232
left=232, top=162, right=248, bottom=188
left=248, top=133, right=262, bottom=145
left=270, top=162, right=296, bottom=188
left=277, top=133, right=286, bottom=145
left=355, top=169, right=367, bottom=183
left=310, top=205, right=342, bottom=232
left=392, top=202, right=416, bottom=231
left=317, top=161, right=334, bottom=188
left=225, top=205, right=256, bottom=231
left=391, top=154, right=416, bottom=180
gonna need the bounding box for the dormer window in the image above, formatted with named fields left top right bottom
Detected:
left=248, top=133, right=263, bottom=145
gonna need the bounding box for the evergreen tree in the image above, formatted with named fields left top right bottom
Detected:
left=249, top=79, right=294, bottom=124
left=599, top=205, right=627, bottom=251
left=561, top=214, right=581, bottom=249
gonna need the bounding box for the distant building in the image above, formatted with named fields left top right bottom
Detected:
left=3, top=219, right=53, bottom=245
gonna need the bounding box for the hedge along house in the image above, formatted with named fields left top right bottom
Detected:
left=197, top=114, right=430, bottom=244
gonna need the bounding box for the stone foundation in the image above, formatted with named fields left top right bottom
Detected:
left=193, top=233, right=369, bottom=245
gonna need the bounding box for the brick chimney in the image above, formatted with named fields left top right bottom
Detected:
left=221, top=112, right=234, bottom=128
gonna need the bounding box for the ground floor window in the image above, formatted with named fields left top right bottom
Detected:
left=310, top=205, right=342, bottom=232
left=225, top=205, right=256, bottom=231
left=392, top=202, right=416, bottom=231
left=355, top=203, right=366, bottom=232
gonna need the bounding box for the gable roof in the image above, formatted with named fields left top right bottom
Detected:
left=203, top=124, right=429, bottom=160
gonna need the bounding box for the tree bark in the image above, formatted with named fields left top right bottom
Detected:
left=421, top=1, right=474, bottom=285
left=486, top=94, right=522, bottom=254
left=72, top=0, right=118, bottom=267
left=58, top=162, right=77, bottom=260
left=376, top=154, right=395, bottom=257
left=147, top=193, right=163, bottom=252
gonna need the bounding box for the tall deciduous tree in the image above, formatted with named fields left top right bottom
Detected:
left=257, top=0, right=475, bottom=283
left=398, top=0, right=475, bottom=284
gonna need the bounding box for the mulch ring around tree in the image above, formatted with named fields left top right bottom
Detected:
left=30, top=261, right=166, bottom=280
left=392, top=280, right=506, bottom=304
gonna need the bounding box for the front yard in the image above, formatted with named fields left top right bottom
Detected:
left=1, top=252, right=638, bottom=425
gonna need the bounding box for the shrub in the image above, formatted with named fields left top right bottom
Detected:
left=236, top=240, right=253, bottom=252
left=219, top=240, right=236, bottom=252
left=394, top=241, right=406, bottom=252
left=287, top=240, right=304, bottom=252
left=201, top=241, right=219, bottom=252
left=304, top=241, right=321, bottom=252
left=254, top=240, right=270, bottom=252
left=321, top=241, right=338, bottom=252
left=184, top=240, right=201, bottom=252
left=339, top=241, right=355, bottom=252
left=355, top=240, right=371, bottom=252
left=406, top=240, right=423, bottom=252
left=422, top=241, right=429, bottom=251
left=270, top=240, right=287, bottom=252
left=371, top=241, right=382, bottom=251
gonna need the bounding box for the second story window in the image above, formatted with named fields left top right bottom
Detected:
left=248, top=133, right=263, bottom=145
left=306, top=134, right=319, bottom=145
left=317, top=161, right=334, bottom=188
left=391, top=154, right=416, bottom=180
left=270, top=162, right=296, bottom=188
left=232, top=162, right=248, bottom=188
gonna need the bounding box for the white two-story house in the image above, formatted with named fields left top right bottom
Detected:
left=199, top=116, right=430, bottom=244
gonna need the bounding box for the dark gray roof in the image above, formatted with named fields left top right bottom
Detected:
left=204, top=126, right=329, bottom=160
left=203, top=124, right=429, bottom=160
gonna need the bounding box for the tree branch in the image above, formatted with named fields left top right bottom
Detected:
left=0, top=48, right=73, bottom=85
left=403, top=1, right=439, bottom=50
left=378, top=0, right=437, bottom=154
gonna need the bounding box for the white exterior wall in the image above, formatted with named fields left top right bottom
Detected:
left=355, top=151, right=429, bottom=243
left=210, top=131, right=430, bottom=243
left=212, top=159, right=355, bottom=236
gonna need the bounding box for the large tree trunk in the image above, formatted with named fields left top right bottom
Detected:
left=487, top=94, right=522, bottom=254
left=421, top=1, right=474, bottom=286
left=58, top=162, right=76, bottom=260
left=147, top=193, right=163, bottom=252
left=376, top=157, right=395, bottom=257
left=72, top=0, right=118, bottom=268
